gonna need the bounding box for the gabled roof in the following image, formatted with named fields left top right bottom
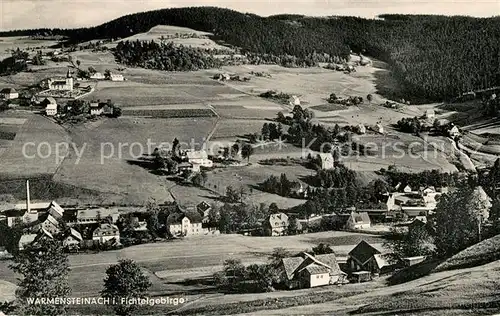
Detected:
left=66, top=228, right=82, bottom=241
left=373, top=254, right=392, bottom=270
left=186, top=150, right=208, bottom=160
left=282, top=256, right=305, bottom=280
left=19, top=233, right=37, bottom=246
left=303, top=264, right=329, bottom=274
left=44, top=97, right=57, bottom=104
left=77, top=208, right=119, bottom=220
left=93, top=223, right=119, bottom=233
left=1, top=88, right=17, bottom=94
left=47, top=201, right=64, bottom=218
left=282, top=252, right=344, bottom=280
left=268, top=213, right=288, bottom=228
left=350, top=211, right=371, bottom=224
left=348, top=240, right=381, bottom=265
left=197, top=201, right=211, bottom=213
left=166, top=211, right=203, bottom=225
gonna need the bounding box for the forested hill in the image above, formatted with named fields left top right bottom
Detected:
left=1, top=7, right=500, bottom=102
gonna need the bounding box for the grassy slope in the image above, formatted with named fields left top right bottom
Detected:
left=435, top=234, right=500, bottom=272
left=227, top=259, right=500, bottom=316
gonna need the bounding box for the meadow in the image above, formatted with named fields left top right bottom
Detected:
left=0, top=231, right=386, bottom=303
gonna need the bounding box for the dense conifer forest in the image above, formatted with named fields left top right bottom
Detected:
left=1, top=7, right=499, bottom=101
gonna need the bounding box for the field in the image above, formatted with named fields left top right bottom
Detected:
left=53, top=117, right=217, bottom=205
left=0, top=112, right=70, bottom=177
left=0, top=36, right=60, bottom=60
left=113, top=25, right=233, bottom=51
left=210, top=119, right=270, bottom=140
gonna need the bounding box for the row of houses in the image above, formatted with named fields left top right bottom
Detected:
left=280, top=240, right=424, bottom=289
left=41, top=98, right=116, bottom=117
left=264, top=210, right=373, bottom=237
left=15, top=201, right=121, bottom=251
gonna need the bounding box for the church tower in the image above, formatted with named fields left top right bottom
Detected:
left=66, top=68, right=74, bottom=91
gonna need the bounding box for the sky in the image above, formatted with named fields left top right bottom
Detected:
left=1, top=0, right=499, bottom=31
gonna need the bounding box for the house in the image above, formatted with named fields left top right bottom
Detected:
left=72, top=208, right=120, bottom=225
left=263, top=213, right=289, bottom=236
left=424, top=109, right=435, bottom=120
left=92, top=223, right=120, bottom=244
left=357, top=123, right=366, bottom=134
left=0, top=88, right=19, bottom=100
left=402, top=184, right=412, bottom=193
left=289, top=181, right=307, bottom=198
left=44, top=97, right=58, bottom=116
left=385, top=194, right=400, bottom=212
left=214, top=73, right=231, bottom=81
left=196, top=201, right=212, bottom=223
left=18, top=228, right=53, bottom=251
left=448, top=125, right=460, bottom=138
left=351, top=271, right=371, bottom=282
left=281, top=252, right=347, bottom=289
left=403, top=256, right=426, bottom=267
left=375, top=123, right=384, bottom=134
left=348, top=241, right=380, bottom=273
left=63, top=228, right=83, bottom=251
left=47, top=69, right=74, bottom=91
left=90, top=72, right=105, bottom=80
left=102, top=103, right=114, bottom=116
left=186, top=150, right=213, bottom=172
left=110, top=73, right=124, bottom=81
left=39, top=213, right=62, bottom=236
left=317, top=152, right=334, bottom=170
left=0, top=247, right=12, bottom=259
left=166, top=211, right=203, bottom=237
left=345, top=212, right=371, bottom=230
left=18, top=234, right=38, bottom=251
left=3, top=209, right=38, bottom=227
left=89, top=101, right=104, bottom=115
left=289, top=95, right=301, bottom=106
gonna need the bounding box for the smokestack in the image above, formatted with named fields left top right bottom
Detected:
left=26, top=180, right=31, bottom=213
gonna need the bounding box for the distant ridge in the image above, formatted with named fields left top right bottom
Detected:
left=0, top=7, right=499, bottom=103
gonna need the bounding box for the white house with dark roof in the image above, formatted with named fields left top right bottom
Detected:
left=93, top=223, right=120, bottom=244
left=63, top=228, right=83, bottom=250
left=72, top=208, right=120, bottom=225
left=44, top=97, right=58, bottom=116
left=166, top=211, right=203, bottom=237
left=0, top=88, right=19, bottom=100
left=89, top=100, right=104, bottom=115
left=281, top=252, right=347, bottom=289
left=90, top=72, right=105, bottom=80
left=263, top=213, right=289, bottom=236
left=196, top=201, right=212, bottom=223
left=186, top=150, right=213, bottom=172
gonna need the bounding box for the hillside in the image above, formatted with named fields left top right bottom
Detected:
left=1, top=7, right=500, bottom=103
left=435, top=233, right=500, bottom=272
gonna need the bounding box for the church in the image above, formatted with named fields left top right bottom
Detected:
left=47, top=68, right=74, bottom=91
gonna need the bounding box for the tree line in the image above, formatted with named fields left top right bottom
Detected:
left=2, top=8, right=500, bottom=102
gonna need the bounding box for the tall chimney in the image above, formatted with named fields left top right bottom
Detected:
left=26, top=180, right=31, bottom=213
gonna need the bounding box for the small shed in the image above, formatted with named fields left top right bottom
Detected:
left=351, top=271, right=371, bottom=283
